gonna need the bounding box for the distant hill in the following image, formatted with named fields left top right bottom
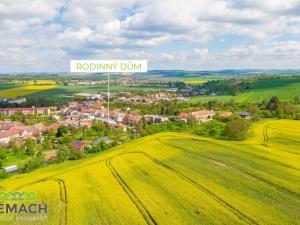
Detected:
left=1, top=69, right=300, bottom=80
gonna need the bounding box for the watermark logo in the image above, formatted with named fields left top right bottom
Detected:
left=0, top=191, right=36, bottom=202
left=0, top=191, right=47, bottom=222
left=70, top=60, right=147, bottom=73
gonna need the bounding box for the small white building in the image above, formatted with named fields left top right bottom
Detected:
left=4, top=165, right=18, bottom=173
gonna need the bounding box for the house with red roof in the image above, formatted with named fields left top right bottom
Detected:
left=69, top=140, right=88, bottom=151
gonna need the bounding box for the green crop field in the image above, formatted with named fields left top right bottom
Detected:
left=1, top=120, right=299, bottom=225
left=0, top=83, right=22, bottom=91
left=191, top=78, right=300, bottom=103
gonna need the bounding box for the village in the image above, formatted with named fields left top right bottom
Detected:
left=0, top=96, right=251, bottom=145
left=0, top=89, right=253, bottom=174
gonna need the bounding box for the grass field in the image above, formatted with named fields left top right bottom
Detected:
left=0, top=85, right=56, bottom=98
left=0, top=119, right=299, bottom=224
left=191, top=78, right=300, bottom=103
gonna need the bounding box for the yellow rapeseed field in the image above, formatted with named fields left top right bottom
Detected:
left=184, top=79, right=207, bottom=85
left=0, top=120, right=299, bottom=225
left=0, top=85, right=56, bottom=98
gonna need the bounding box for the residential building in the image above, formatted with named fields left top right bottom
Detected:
left=126, top=113, right=141, bottom=126
left=144, top=115, right=168, bottom=124
left=69, top=140, right=88, bottom=151
left=179, top=110, right=215, bottom=123
left=237, top=112, right=252, bottom=119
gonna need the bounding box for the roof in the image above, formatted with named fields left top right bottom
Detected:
left=128, top=113, right=141, bottom=122
left=219, top=112, right=233, bottom=117
left=69, top=140, right=87, bottom=150
left=93, top=137, right=111, bottom=144
left=4, top=165, right=18, bottom=172
left=48, top=122, right=60, bottom=131
left=237, top=112, right=251, bottom=116
left=8, top=125, right=27, bottom=131
left=32, top=123, right=48, bottom=132
left=179, top=110, right=215, bottom=118
left=0, top=130, right=20, bottom=139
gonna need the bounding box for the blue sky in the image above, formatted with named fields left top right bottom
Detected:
left=0, top=0, right=300, bottom=72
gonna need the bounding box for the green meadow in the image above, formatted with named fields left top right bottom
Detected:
left=191, top=77, right=300, bottom=103
left=1, top=120, right=299, bottom=225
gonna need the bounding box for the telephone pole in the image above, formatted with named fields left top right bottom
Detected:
left=107, top=73, right=110, bottom=122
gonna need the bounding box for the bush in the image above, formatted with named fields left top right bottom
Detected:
left=224, top=119, right=249, bottom=140
left=68, top=149, right=84, bottom=160
left=295, top=113, right=300, bottom=120
left=23, top=157, right=44, bottom=173
left=84, top=144, right=102, bottom=154
left=194, top=120, right=225, bottom=137
left=0, top=170, right=9, bottom=179
left=56, top=145, right=70, bottom=162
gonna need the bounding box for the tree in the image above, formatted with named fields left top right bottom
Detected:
left=0, top=170, right=8, bottom=179
left=92, top=121, right=105, bottom=132
left=68, top=149, right=84, bottom=160
left=267, top=96, right=279, bottom=111
left=56, top=125, right=69, bottom=137
left=136, top=117, right=147, bottom=131
left=224, top=119, right=249, bottom=140
left=0, top=150, right=7, bottom=161
left=188, top=116, right=197, bottom=126
left=294, top=95, right=300, bottom=104
left=12, top=144, right=25, bottom=158
left=24, top=139, right=36, bottom=156
left=194, top=120, right=225, bottom=137
left=281, top=102, right=295, bottom=115
left=247, top=105, right=261, bottom=115
left=42, top=139, right=52, bottom=150
left=56, top=145, right=70, bottom=162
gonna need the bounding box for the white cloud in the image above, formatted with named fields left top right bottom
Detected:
left=1, top=0, right=300, bottom=72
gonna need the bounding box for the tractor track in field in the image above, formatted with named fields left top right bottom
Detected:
left=175, top=136, right=300, bottom=172
left=263, top=125, right=269, bottom=147
left=262, top=125, right=300, bottom=157
left=14, top=178, right=68, bottom=225
left=106, top=159, right=157, bottom=225
left=179, top=136, right=300, bottom=173
left=263, top=125, right=300, bottom=146
left=126, top=151, right=258, bottom=225
left=156, top=138, right=300, bottom=202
